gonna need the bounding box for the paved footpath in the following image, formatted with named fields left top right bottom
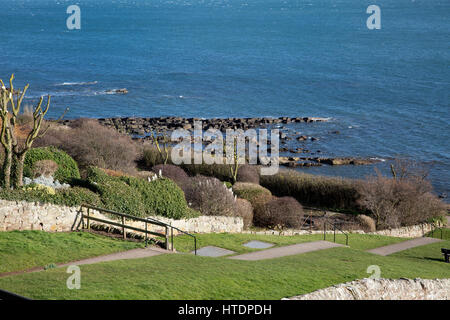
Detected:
left=58, top=247, right=170, bottom=267
left=0, top=247, right=169, bottom=278
left=229, top=241, right=344, bottom=261
left=367, top=237, right=442, bottom=256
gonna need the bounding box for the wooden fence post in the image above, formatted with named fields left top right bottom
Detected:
left=122, top=216, right=126, bottom=239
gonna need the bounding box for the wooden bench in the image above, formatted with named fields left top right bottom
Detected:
left=442, top=248, right=450, bottom=263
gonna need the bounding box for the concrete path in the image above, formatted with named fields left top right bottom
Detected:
left=58, top=247, right=169, bottom=267
left=0, top=247, right=169, bottom=278
left=367, top=237, right=442, bottom=256
left=229, top=241, right=344, bottom=261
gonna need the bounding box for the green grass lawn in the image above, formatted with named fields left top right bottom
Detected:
left=0, top=241, right=449, bottom=300
left=172, top=232, right=409, bottom=254
left=0, top=231, right=449, bottom=300
left=0, top=231, right=142, bottom=274
left=426, top=227, right=450, bottom=241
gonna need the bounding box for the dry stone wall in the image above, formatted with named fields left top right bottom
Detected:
left=0, top=199, right=243, bottom=234
left=0, top=199, right=437, bottom=238
left=284, top=278, right=450, bottom=300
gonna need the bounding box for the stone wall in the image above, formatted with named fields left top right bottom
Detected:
left=0, top=198, right=436, bottom=238
left=0, top=199, right=243, bottom=234
left=243, top=223, right=435, bottom=238
left=0, top=200, right=80, bottom=232
left=284, top=278, right=450, bottom=300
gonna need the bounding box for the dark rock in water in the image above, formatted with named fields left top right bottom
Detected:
left=330, top=130, right=340, bottom=134
left=107, top=88, right=128, bottom=94
left=310, top=137, right=319, bottom=141
left=290, top=148, right=304, bottom=153
left=297, top=135, right=308, bottom=141
left=314, top=157, right=379, bottom=166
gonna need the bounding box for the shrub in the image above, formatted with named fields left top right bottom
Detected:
left=32, top=160, right=58, bottom=178
left=120, top=175, right=195, bottom=219
left=260, top=169, right=359, bottom=210
left=356, top=214, right=376, bottom=232
left=86, top=167, right=195, bottom=219
left=24, top=147, right=80, bottom=184
left=181, top=163, right=233, bottom=182
left=236, top=198, right=253, bottom=229
left=184, top=175, right=237, bottom=216
left=95, top=178, right=146, bottom=217
left=35, top=119, right=139, bottom=173
left=232, top=182, right=272, bottom=206
left=236, top=165, right=260, bottom=184
left=0, top=186, right=101, bottom=207
left=253, top=196, right=304, bottom=229
left=142, top=146, right=171, bottom=168
left=357, top=175, right=446, bottom=229
left=151, top=164, right=189, bottom=190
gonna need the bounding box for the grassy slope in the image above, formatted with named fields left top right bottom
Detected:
left=0, top=232, right=448, bottom=300
left=172, top=233, right=409, bottom=254
left=0, top=231, right=142, bottom=273
left=0, top=243, right=449, bottom=300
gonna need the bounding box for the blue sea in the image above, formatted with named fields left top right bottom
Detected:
left=1, top=0, right=449, bottom=198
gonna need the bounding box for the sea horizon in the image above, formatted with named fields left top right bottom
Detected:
left=1, top=0, right=449, bottom=199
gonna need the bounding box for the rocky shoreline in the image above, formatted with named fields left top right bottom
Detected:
left=61, top=116, right=331, bottom=135
left=59, top=116, right=381, bottom=168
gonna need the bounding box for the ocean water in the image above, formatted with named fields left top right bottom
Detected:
left=0, top=0, right=449, bottom=198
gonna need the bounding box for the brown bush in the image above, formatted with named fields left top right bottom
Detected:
left=357, top=175, right=446, bottom=229
left=184, top=175, right=237, bottom=216
left=356, top=214, right=376, bottom=232
left=32, top=160, right=58, bottom=178
left=151, top=164, right=189, bottom=190
left=236, top=165, right=260, bottom=184
left=254, top=196, right=304, bottom=229
left=35, top=119, right=139, bottom=173
left=236, top=198, right=254, bottom=229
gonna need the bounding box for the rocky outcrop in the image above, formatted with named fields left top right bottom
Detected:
left=278, top=156, right=380, bottom=168
left=284, top=278, right=450, bottom=300
left=59, top=116, right=330, bottom=136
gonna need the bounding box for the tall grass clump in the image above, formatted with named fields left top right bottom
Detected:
left=260, top=169, right=359, bottom=210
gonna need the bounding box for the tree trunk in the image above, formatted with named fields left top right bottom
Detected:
left=14, top=152, right=26, bottom=188
left=2, top=149, right=12, bottom=189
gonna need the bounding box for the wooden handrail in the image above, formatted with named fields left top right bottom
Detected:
left=79, top=204, right=197, bottom=254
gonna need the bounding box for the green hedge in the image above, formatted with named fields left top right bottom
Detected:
left=87, top=167, right=197, bottom=219
left=24, top=147, right=80, bottom=183
left=0, top=186, right=101, bottom=207
left=232, top=182, right=272, bottom=204
left=121, top=176, right=196, bottom=219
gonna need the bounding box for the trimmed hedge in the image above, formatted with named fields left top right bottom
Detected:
left=24, top=147, right=80, bottom=184
left=232, top=182, right=272, bottom=204
left=120, top=175, right=196, bottom=219
left=0, top=186, right=101, bottom=207
left=87, top=167, right=196, bottom=219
